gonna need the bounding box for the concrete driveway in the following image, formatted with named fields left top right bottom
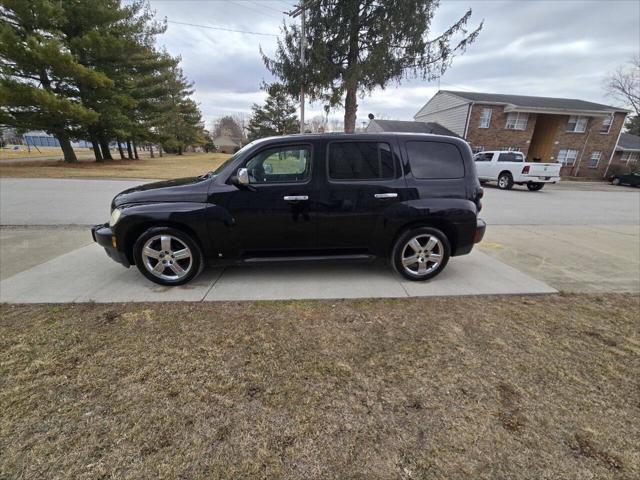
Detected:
left=1, top=178, right=638, bottom=302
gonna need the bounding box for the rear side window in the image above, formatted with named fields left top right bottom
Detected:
left=328, top=142, right=395, bottom=180
left=406, top=141, right=465, bottom=179
left=498, top=152, right=524, bottom=162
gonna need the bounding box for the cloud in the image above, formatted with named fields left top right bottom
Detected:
left=145, top=0, right=640, bottom=125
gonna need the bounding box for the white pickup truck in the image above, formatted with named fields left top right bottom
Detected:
left=473, top=151, right=561, bottom=191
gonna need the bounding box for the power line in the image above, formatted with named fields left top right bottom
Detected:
left=249, top=1, right=287, bottom=13
left=228, top=0, right=283, bottom=19
left=166, top=20, right=278, bottom=37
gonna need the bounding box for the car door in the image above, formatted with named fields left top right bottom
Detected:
left=221, top=143, right=318, bottom=256
left=474, top=152, right=494, bottom=179
left=316, top=140, right=405, bottom=251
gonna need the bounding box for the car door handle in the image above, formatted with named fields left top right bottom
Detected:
left=283, top=195, right=308, bottom=201
left=374, top=193, right=398, bottom=199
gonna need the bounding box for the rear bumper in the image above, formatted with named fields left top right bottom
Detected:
left=474, top=218, right=486, bottom=244
left=517, top=175, right=561, bottom=183
left=91, top=223, right=130, bottom=268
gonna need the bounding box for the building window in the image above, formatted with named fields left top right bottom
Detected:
left=600, top=115, right=613, bottom=134
left=557, top=148, right=579, bottom=166
left=566, top=115, right=588, bottom=132
left=478, top=108, right=492, bottom=128
left=500, top=146, right=521, bottom=152
left=472, top=145, right=484, bottom=153
left=588, top=151, right=602, bottom=168
left=621, top=151, right=640, bottom=164
left=505, top=112, right=528, bottom=130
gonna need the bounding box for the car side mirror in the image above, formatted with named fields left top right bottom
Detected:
left=230, top=168, right=256, bottom=191
left=236, top=167, right=249, bottom=185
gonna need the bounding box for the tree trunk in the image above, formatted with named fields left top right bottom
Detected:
left=99, top=136, right=113, bottom=160
left=149, top=144, right=155, bottom=158
left=90, top=134, right=103, bottom=162
left=126, top=140, right=133, bottom=159
left=58, top=131, right=78, bottom=163
left=117, top=140, right=125, bottom=160
left=178, top=145, right=183, bottom=155
left=343, top=86, right=358, bottom=133
left=159, top=146, right=163, bottom=157
left=133, top=140, right=139, bottom=160
left=343, top=4, right=360, bottom=134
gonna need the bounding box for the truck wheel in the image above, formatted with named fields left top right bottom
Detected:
left=526, top=182, right=544, bottom=191
left=391, top=227, right=450, bottom=281
left=497, top=172, right=514, bottom=190
left=133, top=226, right=204, bottom=286
left=611, top=178, right=621, bottom=185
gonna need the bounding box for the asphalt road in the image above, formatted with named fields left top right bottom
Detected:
left=1, top=178, right=639, bottom=226
left=1, top=178, right=638, bottom=299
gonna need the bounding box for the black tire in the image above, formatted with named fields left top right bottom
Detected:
left=497, top=172, right=514, bottom=190
left=611, top=177, right=621, bottom=185
left=526, top=182, right=544, bottom=191
left=391, top=227, right=451, bottom=281
left=133, top=226, right=204, bottom=286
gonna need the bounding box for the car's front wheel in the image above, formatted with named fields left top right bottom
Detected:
left=133, top=226, right=203, bottom=286
left=391, top=227, right=451, bottom=281
left=527, top=182, right=544, bottom=191
left=611, top=177, right=621, bottom=185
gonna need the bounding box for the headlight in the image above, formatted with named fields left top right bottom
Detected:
left=109, top=208, right=122, bottom=227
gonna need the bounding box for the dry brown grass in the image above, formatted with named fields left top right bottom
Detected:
left=0, top=152, right=230, bottom=179
left=1, top=294, right=639, bottom=479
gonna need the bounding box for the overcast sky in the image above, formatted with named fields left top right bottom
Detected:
left=144, top=0, right=640, bottom=129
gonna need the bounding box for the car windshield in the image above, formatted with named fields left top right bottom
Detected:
left=202, top=140, right=259, bottom=178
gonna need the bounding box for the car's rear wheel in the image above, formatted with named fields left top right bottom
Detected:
left=133, top=226, right=203, bottom=286
left=497, top=172, right=514, bottom=190
left=611, top=177, right=621, bottom=185
left=391, top=227, right=450, bottom=281
left=526, top=182, right=544, bottom=191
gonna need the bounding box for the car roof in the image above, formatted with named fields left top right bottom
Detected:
left=477, top=150, right=524, bottom=154
left=258, top=132, right=469, bottom=147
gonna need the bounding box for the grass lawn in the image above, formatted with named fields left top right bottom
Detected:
left=1, top=294, right=638, bottom=479
left=0, top=152, right=230, bottom=180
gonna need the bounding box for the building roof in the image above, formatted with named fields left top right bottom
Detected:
left=213, top=136, right=240, bottom=147
left=616, top=132, right=640, bottom=151
left=441, top=90, right=629, bottom=114
left=368, top=119, right=459, bottom=137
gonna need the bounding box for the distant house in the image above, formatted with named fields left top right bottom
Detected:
left=414, top=90, right=630, bottom=178
left=610, top=132, right=640, bottom=171
left=366, top=119, right=459, bottom=137
left=213, top=136, right=241, bottom=154
left=213, top=125, right=243, bottom=154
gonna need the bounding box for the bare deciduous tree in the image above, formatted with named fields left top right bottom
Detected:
left=605, top=55, right=640, bottom=116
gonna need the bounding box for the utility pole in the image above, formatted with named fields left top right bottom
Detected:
left=288, top=1, right=313, bottom=133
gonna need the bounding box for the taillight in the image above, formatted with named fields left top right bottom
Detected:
left=522, top=165, right=530, bottom=174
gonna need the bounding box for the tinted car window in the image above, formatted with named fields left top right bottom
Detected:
left=498, top=152, right=524, bottom=162
left=406, top=141, right=464, bottom=179
left=328, top=142, right=395, bottom=180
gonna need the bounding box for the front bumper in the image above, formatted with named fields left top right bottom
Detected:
left=474, top=218, right=486, bottom=243
left=91, top=223, right=130, bottom=267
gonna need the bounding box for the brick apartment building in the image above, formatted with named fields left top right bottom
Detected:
left=610, top=132, right=640, bottom=175
left=413, top=90, right=629, bottom=178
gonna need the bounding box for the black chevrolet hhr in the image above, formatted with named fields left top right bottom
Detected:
left=92, top=133, right=486, bottom=286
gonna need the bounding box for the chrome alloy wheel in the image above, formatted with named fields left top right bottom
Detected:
left=141, top=234, right=193, bottom=281
left=401, top=234, right=444, bottom=277
left=498, top=175, right=509, bottom=188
